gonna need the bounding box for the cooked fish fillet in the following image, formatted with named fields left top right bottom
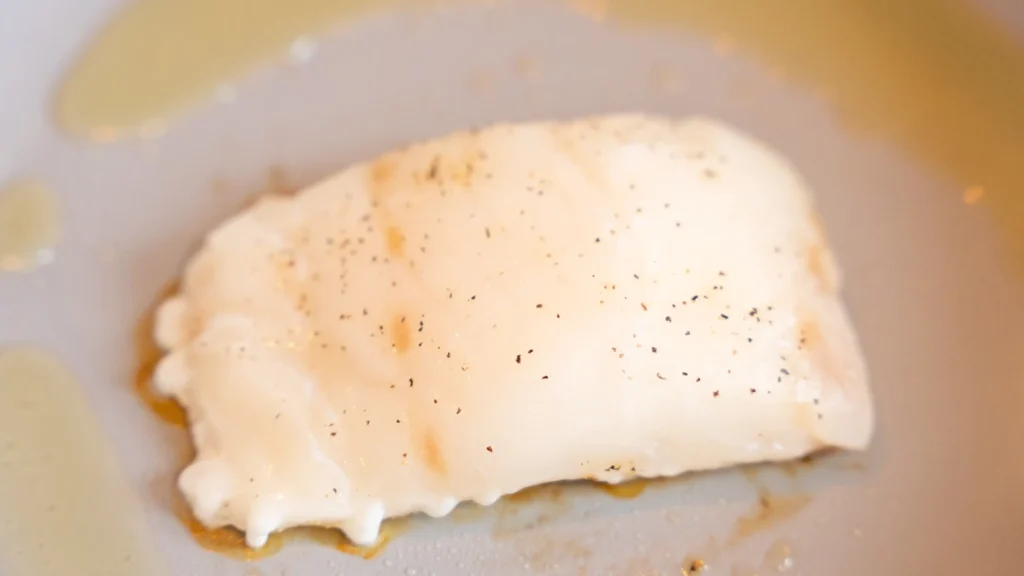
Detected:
left=154, top=115, right=873, bottom=548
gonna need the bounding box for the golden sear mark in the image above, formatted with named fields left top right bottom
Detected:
left=805, top=244, right=836, bottom=293
left=804, top=212, right=839, bottom=293
left=797, top=310, right=847, bottom=390
left=797, top=316, right=821, bottom=351
left=385, top=225, right=405, bottom=257
left=369, top=157, right=397, bottom=205
left=446, top=158, right=475, bottom=187
left=421, top=429, right=448, bottom=477
left=390, top=314, right=411, bottom=353
left=134, top=280, right=188, bottom=427
left=421, top=132, right=486, bottom=188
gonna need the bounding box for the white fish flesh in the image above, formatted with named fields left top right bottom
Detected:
left=153, top=115, right=874, bottom=548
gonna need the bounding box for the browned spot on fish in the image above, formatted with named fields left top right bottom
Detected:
left=368, top=157, right=397, bottom=208
left=135, top=280, right=188, bottom=427
left=809, top=211, right=828, bottom=238
left=432, top=135, right=484, bottom=188
left=797, top=316, right=822, bottom=351
left=447, top=157, right=475, bottom=187
left=385, top=225, right=405, bottom=258
left=370, top=157, right=395, bottom=187
left=805, top=243, right=835, bottom=293
left=390, top=314, right=411, bottom=353
left=805, top=212, right=839, bottom=293
left=729, top=488, right=811, bottom=543
left=421, top=429, right=448, bottom=477
left=796, top=310, right=847, bottom=395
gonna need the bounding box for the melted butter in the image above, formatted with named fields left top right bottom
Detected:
left=585, top=0, right=1024, bottom=268
left=134, top=280, right=188, bottom=427
left=0, top=348, right=168, bottom=576
left=57, top=0, right=1024, bottom=263
left=55, top=0, right=455, bottom=141
left=0, top=180, right=59, bottom=273
left=593, top=476, right=668, bottom=499
left=181, top=513, right=401, bottom=561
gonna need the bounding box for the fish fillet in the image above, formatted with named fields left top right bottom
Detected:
left=154, top=115, right=873, bottom=547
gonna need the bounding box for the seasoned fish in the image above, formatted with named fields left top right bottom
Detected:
left=154, top=115, right=873, bottom=547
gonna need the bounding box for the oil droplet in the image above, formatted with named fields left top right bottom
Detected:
left=55, top=0, right=459, bottom=141
left=0, top=180, right=59, bottom=272
left=761, top=540, right=796, bottom=573
left=0, top=348, right=169, bottom=576
left=575, top=0, right=1024, bottom=269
